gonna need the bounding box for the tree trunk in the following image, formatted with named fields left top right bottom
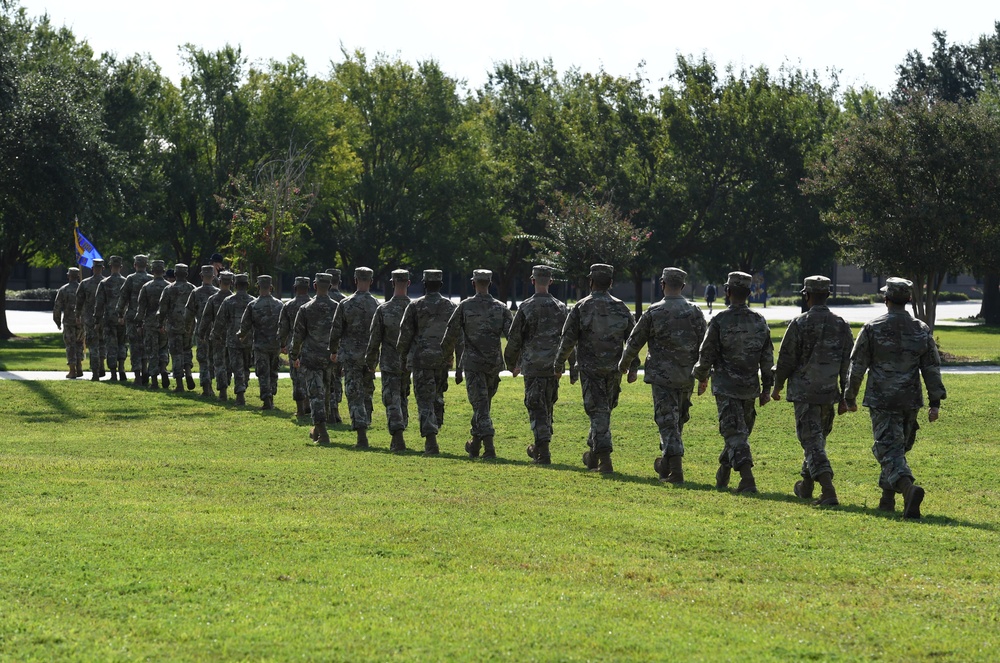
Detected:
left=633, top=272, right=644, bottom=316
left=979, top=272, right=1000, bottom=325
left=0, top=261, right=14, bottom=340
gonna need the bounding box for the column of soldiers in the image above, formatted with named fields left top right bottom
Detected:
left=56, top=258, right=945, bottom=519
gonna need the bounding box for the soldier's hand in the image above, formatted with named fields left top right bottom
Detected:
left=627, top=368, right=638, bottom=384
left=837, top=399, right=848, bottom=415
left=160, top=326, right=166, bottom=334
left=511, top=366, right=520, bottom=377
left=455, top=369, right=463, bottom=385
left=280, top=346, right=287, bottom=354
left=446, top=357, right=453, bottom=370
left=697, top=380, right=708, bottom=396
left=847, top=401, right=858, bottom=413
left=928, top=407, right=940, bottom=422
left=570, top=371, right=578, bottom=385
left=330, top=353, right=338, bottom=363
left=55, top=322, right=61, bottom=330
left=618, top=360, right=629, bottom=375
left=293, top=358, right=301, bottom=369
left=759, top=391, right=771, bottom=406
left=770, top=388, right=781, bottom=402
left=118, top=317, right=124, bottom=326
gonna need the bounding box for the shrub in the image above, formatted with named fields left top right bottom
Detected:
left=6, top=288, right=59, bottom=302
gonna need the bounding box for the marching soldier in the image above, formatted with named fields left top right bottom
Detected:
left=199, top=272, right=234, bottom=400
left=157, top=263, right=196, bottom=392
left=135, top=260, right=170, bottom=388
left=366, top=270, right=413, bottom=451
left=75, top=258, right=105, bottom=380
left=290, top=273, right=340, bottom=445
left=185, top=266, right=220, bottom=397
left=116, top=255, right=153, bottom=383
left=329, top=267, right=380, bottom=447
left=238, top=275, right=284, bottom=410
left=279, top=276, right=313, bottom=416
left=326, top=267, right=347, bottom=423
left=53, top=267, right=84, bottom=379
left=213, top=273, right=254, bottom=406
left=95, top=256, right=127, bottom=381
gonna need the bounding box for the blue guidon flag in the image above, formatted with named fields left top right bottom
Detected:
left=74, top=218, right=103, bottom=268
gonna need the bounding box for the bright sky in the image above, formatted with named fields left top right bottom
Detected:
left=18, top=0, right=1000, bottom=94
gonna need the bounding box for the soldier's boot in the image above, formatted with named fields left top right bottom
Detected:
left=582, top=449, right=599, bottom=470
left=389, top=431, right=407, bottom=453
left=90, top=370, right=100, bottom=381
left=218, top=386, right=228, bottom=402
left=309, top=425, right=319, bottom=441
left=235, top=392, right=246, bottom=406
left=134, top=372, right=143, bottom=386
left=304, top=401, right=311, bottom=415
left=898, top=477, right=924, bottom=519
left=149, top=373, right=159, bottom=389
left=185, top=370, right=195, bottom=391
left=794, top=477, right=815, bottom=500
left=76, top=361, right=84, bottom=378
left=315, top=422, right=331, bottom=446
left=466, top=435, right=482, bottom=459
left=262, top=397, right=274, bottom=411
left=356, top=429, right=369, bottom=449
left=591, top=451, right=613, bottom=474
left=119, top=369, right=127, bottom=382
left=715, top=465, right=732, bottom=490
left=878, top=488, right=896, bottom=512
left=109, top=369, right=118, bottom=382
left=90, top=359, right=101, bottom=380
left=161, top=372, right=170, bottom=389
left=735, top=465, right=758, bottom=494
left=664, top=456, right=684, bottom=484
left=65, top=364, right=77, bottom=379
left=202, top=383, right=215, bottom=398
left=331, top=405, right=342, bottom=424
left=423, top=434, right=440, bottom=456
left=174, top=377, right=185, bottom=393
left=295, top=399, right=306, bottom=417
left=530, top=440, right=551, bottom=465
left=481, top=436, right=496, bottom=459
left=812, top=473, right=839, bottom=506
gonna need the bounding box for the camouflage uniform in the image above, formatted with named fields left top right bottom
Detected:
left=328, top=269, right=380, bottom=433
left=692, top=272, right=774, bottom=482
left=53, top=270, right=84, bottom=372
left=212, top=275, right=254, bottom=399
left=184, top=266, right=220, bottom=390
left=366, top=275, right=411, bottom=436
left=157, top=264, right=196, bottom=387
left=198, top=273, right=233, bottom=394
left=620, top=268, right=707, bottom=466
left=278, top=277, right=313, bottom=408
left=397, top=271, right=462, bottom=447
left=136, top=263, right=170, bottom=382
left=116, top=256, right=153, bottom=376
left=290, top=274, right=339, bottom=429
left=504, top=266, right=573, bottom=463
left=442, top=270, right=513, bottom=453
left=74, top=260, right=105, bottom=377
left=95, top=257, right=127, bottom=377
left=554, top=265, right=637, bottom=462
left=846, top=278, right=946, bottom=500
left=326, top=269, right=347, bottom=421
left=238, top=275, right=284, bottom=405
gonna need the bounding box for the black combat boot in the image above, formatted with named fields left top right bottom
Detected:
left=528, top=440, right=551, bottom=465
left=735, top=465, right=757, bottom=494
left=218, top=386, right=228, bottom=402
left=314, top=422, right=331, bottom=446
left=295, top=399, right=306, bottom=417
left=356, top=429, right=369, bottom=449
left=202, top=383, right=214, bottom=398
left=161, top=372, right=170, bottom=389
left=185, top=371, right=195, bottom=390
left=794, top=477, right=815, bottom=500
left=424, top=434, right=440, bottom=455
left=389, top=431, right=407, bottom=453
left=235, top=392, right=246, bottom=406
left=466, top=436, right=482, bottom=459
left=262, top=396, right=274, bottom=411
left=174, top=378, right=184, bottom=393
left=898, top=477, right=924, bottom=519
left=90, top=372, right=100, bottom=382
left=331, top=405, right=342, bottom=424
left=118, top=369, right=127, bottom=382
left=813, top=472, right=839, bottom=506
left=664, top=456, right=684, bottom=484
left=582, top=449, right=599, bottom=470
left=592, top=451, right=613, bottom=474
left=481, top=436, right=496, bottom=459
left=878, top=488, right=896, bottom=512
left=149, top=373, right=159, bottom=389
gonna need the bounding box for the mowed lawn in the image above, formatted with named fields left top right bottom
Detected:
left=1, top=374, right=998, bottom=660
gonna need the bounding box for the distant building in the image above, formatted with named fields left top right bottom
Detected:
left=832, top=263, right=982, bottom=298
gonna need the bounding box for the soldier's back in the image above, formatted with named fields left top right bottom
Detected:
left=642, top=296, right=706, bottom=386
left=406, top=292, right=456, bottom=369
left=510, top=293, right=567, bottom=376
left=573, top=291, right=634, bottom=373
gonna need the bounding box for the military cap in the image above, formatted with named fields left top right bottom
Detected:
left=67, top=267, right=81, bottom=277
left=257, top=275, right=272, bottom=289
left=726, top=271, right=753, bottom=289
left=800, top=275, right=831, bottom=294
left=150, top=260, right=165, bottom=273
left=134, top=254, right=148, bottom=266
left=326, top=268, right=342, bottom=281
left=219, top=271, right=235, bottom=284
left=210, top=253, right=224, bottom=264
left=355, top=267, right=374, bottom=281
left=315, top=272, right=333, bottom=286
left=92, top=258, right=105, bottom=268
left=880, top=277, right=913, bottom=299
left=109, top=255, right=123, bottom=267
left=660, top=267, right=687, bottom=286
left=588, top=263, right=614, bottom=279
left=294, top=276, right=311, bottom=288
left=422, top=269, right=443, bottom=282
left=200, top=265, right=215, bottom=277
left=531, top=265, right=554, bottom=279
left=234, top=273, right=250, bottom=285
left=165, top=268, right=175, bottom=279
left=391, top=269, right=410, bottom=281
left=471, top=269, right=492, bottom=282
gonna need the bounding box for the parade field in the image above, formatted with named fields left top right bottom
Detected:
left=1, top=372, right=998, bottom=660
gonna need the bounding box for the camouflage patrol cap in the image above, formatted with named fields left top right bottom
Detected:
left=531, top=265, right=554, bottom=279
left=200, top=265, right=215, bottom=277
left=219, top=271, right=235, bottom=284
left=315, top=272, right=333, bottom=286
left=234, top=273, right=250, bottom=286
left=150, top=260, right=165, bottom=273
left=174, top=263, right=189, bottom=277
left=326, top=268, right=342, bottom=282
left=257, top=275, right=272, bottom=289
left=210, top=253, right=224, bottom=264
left=422, top=269, right=443, bottom=283
left=726, top=271, right=753, bottom=289
left=134, top=254, right=148, bottom=266
left=67, top=267, right=81, bottom=278
left=109, top=255, right=123, bottom=267
left=800, top=275, right=831, bottom=294
left=294, top=276, right=311, bottom=288
left=391, top=269, right=410, bottom=282
left=355, top=267, right=374, bottom=281
left=880, top=277, right=913, bottom=299
left=92, top=258, right=105, bottom=268
left=588, top=264, right=614, bottom=279
left=471, top=269, right=492, bottom=282
left=660, top=267, right=687, bottom=286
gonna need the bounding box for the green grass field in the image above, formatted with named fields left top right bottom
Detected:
left=1, top=373, right=998, bottom=660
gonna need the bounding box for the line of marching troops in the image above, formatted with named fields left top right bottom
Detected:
left=53, top=256, right=946, bottom=520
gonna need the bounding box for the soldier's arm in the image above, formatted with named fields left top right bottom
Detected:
left=277, top=307, right=292, bottom=350
left=396, top=304, right=415, bottom=358
left=156, top=288, right=170, bottom=328
left=289, top=308, right=306, bottom=360
left=692, top=320, right=719, bottom=387
left=553, top=307, right=580, bottom=373
left=365, top=309, right=383, bottom=371
left=53, top=289, right=64, bottom=327
left=440, top=303, right=463, bottom=359
left=502, top=305, right=514, bottom=339
left=94, top=283, right=106, bottom=320
left=845, top=326, right=872, bottom=408
left=619, top=311, right=650, bottom=373
left=116, top=279, right=130, bottom=318
left=919, top=329, right=947, bottom=411
left=838, top=321, right=854, bottom=401
left=237, top=303, right=254, bottom=342
left=328, top=304, right=346, bottom=357
left=503, top=310, right=525, bottom=373
left=136, top=290, right=148, bottom=325
left=74, top=283, right=86, bottom=318
left=771, top=320, right=800, bottom=396
left=211, top=303, right=228, bottom=343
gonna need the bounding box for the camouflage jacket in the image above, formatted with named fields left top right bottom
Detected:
left=74, top=274, right=102, bottom=326
left=330, top=289, right=346, bottom=303
left=278, top=294, right=312, bottom=351
left=185, top=284, right=219, bottom=339
left=329, top=291, right=380, bottom=367
left=198, top=289, right=230, bottom=341
left=157, top=280, right=196, bottom=334
left=772, top=304, right=853, bottom=404
left=366, top=294, right=411, bottom=373
left=212, top=291, right=254, bottom=349
left=846, top=310, right=946, bottom=410
left=692, top=303, right=774, bottom=399
left=397, top=292, right=462, bottom=370
left=504, top=292, right=570, bottom=377
left=53, top=282, right=80, bottom=327
left=116, top=270, right=152, bottom=323
left=238, top=293, right=284, bottom=352
left=442, top=293, right=513, bottom=374
left=290, top=293, right=338, bottom=370
left=94, top=272, right=126, bottom=323
left=620, top=295, right=706, bottom=389
left=555, top=290, right=636, bottom=376
left=136, top=276, right=169, bottom=328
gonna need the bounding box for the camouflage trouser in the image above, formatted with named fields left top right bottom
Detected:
left=228, top=346, right=252, bottom=395
left=580, top=370, right=622, bottom=454
left=794, top=401, right=835, bottom=479
left=652, top=384, right=693, bottom=458
left=62, top=324, right=84, bottom=365
left=325, top=361, right=343, bottom=419
left=381, top=371, right=411, bottom=433
left=167, top=332, right=191, bottom=381
left=343, top=364, right=375, bottom=430
left=213, top=340, right=230, bottom=390
left=870, top=407, right=919, bottom=491
left=194, top=337, right=212, bottom=385
left=302, top=364, right=332, bottom=424
left=83, top=319, right=102, bottom=373
left=289, top=361, right=304, bottom=402
left=103, top=319, right=127, bottom=371
left=126, top=321, right=143, bottom=373
left=465, top=370, right=500, bottom=438
left=523, top=376, right=559, bottom=444
left=413, top=368, right=449, bottom=437
left=255, top=349, right=280, bottom=400
left=142, top=324, right=168, bottom=377
left=715, top=396, right=757, bottom=471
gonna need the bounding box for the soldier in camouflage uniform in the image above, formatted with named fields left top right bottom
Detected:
left=199, top=272, right=233, bottom=400
left=329, top=267, right=380, bottom=447
left=397, top=269, right=463, bottom=455
left=290, top=273, right=339, bottom=445
left=238, top=275, right=284, bottom=410
left=95, top=256, right=127, bottom=381
left=771, top=276, right=854, bottom=506
left=136, top=260, right=171, bottom=389
left=117, top=255, right=153, bottom=383
left=693, top=271, right=774, bottom=494
left=554, top=264, right=638, bottom=474
left=157, top=263, right=196, bottom=392
left=366, top=269, right=413, bottom=452
left=504, top=265, right=572, bottom=465
left=325, top=267, right=347, bottom=423
left=53, top=267, right=84, bottom=379
left=75, top=258, right=105, bottom=380
left=213, top=273, right=254, bottom=406
left=619, top=267, right=706, bottom=483
left=845, top=277, right=945, bottom=519
left=185, top=265, right=220, bottom=397
left=279, top=276, right=313, bottom=416
left=441, top=269, right=513, bottom=460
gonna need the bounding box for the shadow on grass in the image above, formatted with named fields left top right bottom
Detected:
left=18, top=379, right=83, bottom=420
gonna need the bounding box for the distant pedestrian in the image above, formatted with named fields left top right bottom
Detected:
left=704, top=283, right=717, bottom=314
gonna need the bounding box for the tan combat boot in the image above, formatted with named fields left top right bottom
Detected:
left=735, top=465, right=757, bottom=494
left=664, top=456, right=684, bottom=484
left=356, top=429, right=369, bottom=449
left=424, top=434, right=440, bottom=455
left=466, top=435, right=482, bottom=459
left=794, top=477, right=814, bottom=499
left=592, top=451, right=613, bottom=474
left=389, top=431, right=407, bottom=453
left=813, top=472, right=839, bottom=506
left=481, top=436, right=496, bottom=459
left=898, top=477, right=925, bottom=519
